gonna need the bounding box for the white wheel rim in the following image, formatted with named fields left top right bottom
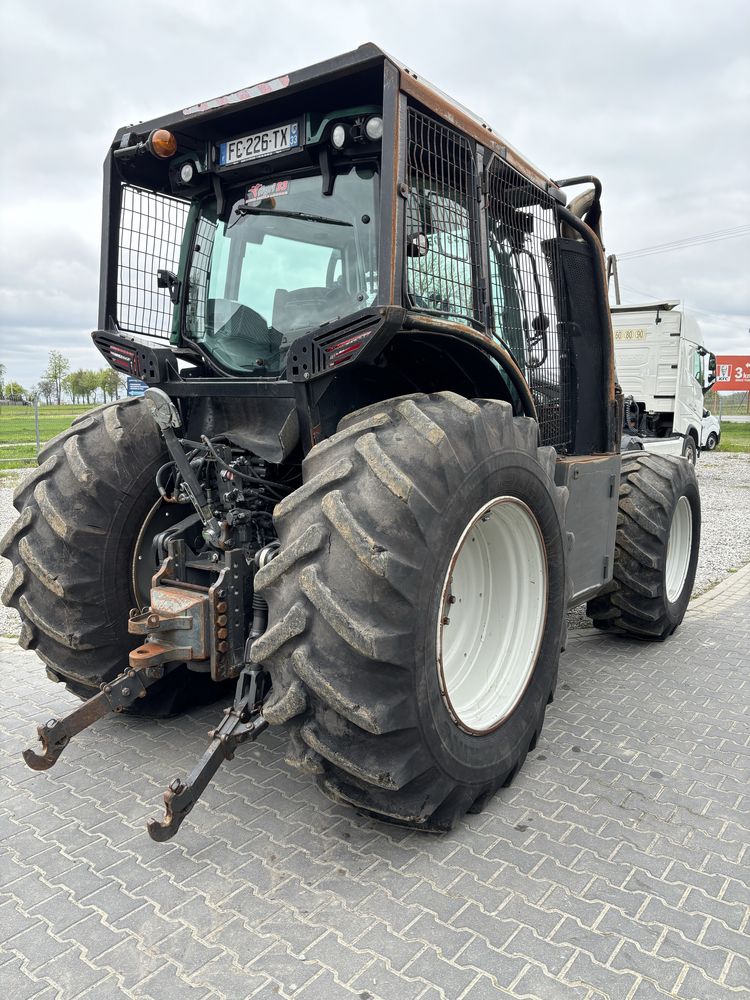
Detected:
left=665, top=495, right=693, bottom=603
left=436, top=497, right=548, bottom=734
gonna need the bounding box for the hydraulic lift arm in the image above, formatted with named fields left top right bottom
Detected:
left=23, top=662, right=178, bottom=770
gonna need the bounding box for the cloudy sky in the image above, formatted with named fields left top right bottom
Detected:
left=1, top=0, right=748, bottom=389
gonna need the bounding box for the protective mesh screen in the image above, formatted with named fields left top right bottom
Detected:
left=485, top=159, right=571, bottom=450
left=404, top=108, right=481, bottom=328
left=183, top=215, right=217, bottom=340
left=117, top=185, right=190, bottom=337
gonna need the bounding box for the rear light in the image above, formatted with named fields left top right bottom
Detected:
left=324, top=330, right=372, bottom=367
left=107, top=344, right=139, bottom=374
left=288, top=320, right=380, bottom=380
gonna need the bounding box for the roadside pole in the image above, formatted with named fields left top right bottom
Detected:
left=34, top=397, right=40, bottom=455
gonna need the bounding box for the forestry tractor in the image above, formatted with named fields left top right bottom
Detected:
left=1, top=44, right=701, bottom=838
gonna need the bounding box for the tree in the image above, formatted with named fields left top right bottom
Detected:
left=44, top=350, right=70, bottom=405
left=64, top=369, right=97, bottom=404
left=38, top=377, right=54, bottom=405
left=82, top=370, right=100, bottom=404
left=5, top=381, right=27, bottom=401
left=0, top=362, right=6, bottom=398
left=62, top=372, right=76, bottom=403
left=99, top=368, right=123, bottom=401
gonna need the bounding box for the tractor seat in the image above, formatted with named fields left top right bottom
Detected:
left=273, top=286, right=352, bottom=333
left=206, top=299, right=282, bottom=370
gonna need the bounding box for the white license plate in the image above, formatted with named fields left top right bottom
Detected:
left=218, top=122, right=299, bottom=166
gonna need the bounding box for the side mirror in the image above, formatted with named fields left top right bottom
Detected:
left=406, top=233, right=430, bottom=258
left=703, top=351, right=717, bottom=393
left=157, top=269, right=181, bottom=305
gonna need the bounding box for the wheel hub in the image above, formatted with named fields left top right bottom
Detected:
left=131, top=499, right=194, bottom=608
left=437, top=497, right=548, bottom=734
left=665, top=495, right=693, bottom=603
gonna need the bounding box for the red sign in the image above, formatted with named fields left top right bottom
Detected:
left=715, top=355, right=750, bottom=391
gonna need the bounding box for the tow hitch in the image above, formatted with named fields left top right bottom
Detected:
left=23, top=661, right=179, bottom=771
left=22, top=655, right=269, bottom=839
left=147, top=660, right=268, bottom=841
left=21, top=385, right=275, bottom=840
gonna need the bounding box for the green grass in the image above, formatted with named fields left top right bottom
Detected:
left=0, top=404, right=95, bottom=468
left=0, top=404, right=95, bottom=444
left=0, top=443, right=37, bottom=464
left=717, top=423, right=750, bottom=454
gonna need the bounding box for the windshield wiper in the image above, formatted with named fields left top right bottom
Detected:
left=234, top=205, right=352, bottom=227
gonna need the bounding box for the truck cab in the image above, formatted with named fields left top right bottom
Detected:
left=612, top=300, right=716, bottom=462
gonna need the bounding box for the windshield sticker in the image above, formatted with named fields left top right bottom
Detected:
left=246, top=180, right=290, bottom=204
left=182, top=75, right=290, bottom=116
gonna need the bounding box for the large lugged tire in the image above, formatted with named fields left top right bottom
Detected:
left=1, top=398, right=219, bottom=715
left=252, top=392, right=568, bottom=831
left=586, top=453, right=700, bottom=639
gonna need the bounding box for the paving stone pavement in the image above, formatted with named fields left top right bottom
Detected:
left=0, top=566, right=748, bottom=1000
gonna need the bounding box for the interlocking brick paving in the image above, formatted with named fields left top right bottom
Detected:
left=1, top=567, right=748, bottom=999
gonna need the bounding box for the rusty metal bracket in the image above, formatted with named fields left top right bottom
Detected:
left=147, top=663, right=267, bottom=841
left=128, top=584, right=210, bottom=670
left=22, top=663, right=177, bottom=771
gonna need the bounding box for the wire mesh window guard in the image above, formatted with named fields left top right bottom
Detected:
left=117, top=185, right=190, bottom=337
left=184, top=215, right=217, bottom=341
left=405, top=108, right=481, bottom=328
left=485, top=160, right=571, bottom=450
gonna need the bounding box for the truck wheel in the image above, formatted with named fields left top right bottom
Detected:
left=682, top=436, right=697, bottom=464
left=252, top=393, right=568, bottom=831
left=705, top=432, right=718, bottom=451
left=586, top=454, right=700, bottom=639
left=1, top=398, right=220, bottom=715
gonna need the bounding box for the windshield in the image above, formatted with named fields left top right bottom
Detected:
left=184, top=165, right=378, bottom=375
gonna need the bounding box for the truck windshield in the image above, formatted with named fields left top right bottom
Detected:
left=184, top=165, right=378, bottom=376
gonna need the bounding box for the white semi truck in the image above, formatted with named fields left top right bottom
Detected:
left=611, top=300, right=716, bottom=463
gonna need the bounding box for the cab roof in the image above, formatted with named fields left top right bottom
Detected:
left=113, top=43, right=557, bottom=194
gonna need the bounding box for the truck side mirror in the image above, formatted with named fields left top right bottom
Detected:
left=702, top=350, right=717, bottom=393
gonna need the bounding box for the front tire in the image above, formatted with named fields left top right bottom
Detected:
left=705, top=432, right=719, bottom=451
left=587, top=453, right=700, bottom=639
left=682, top=435, right=698, bottom=464
left=252, top=392, right=568, bottom=830
left=1, top=398, right=221, bottom=715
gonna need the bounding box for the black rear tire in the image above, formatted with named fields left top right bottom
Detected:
left=1, top=398, right=223, bottom=716
left=586, top=453, right=700, bottom=639
left=252, top=392, right=568, bottom=831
